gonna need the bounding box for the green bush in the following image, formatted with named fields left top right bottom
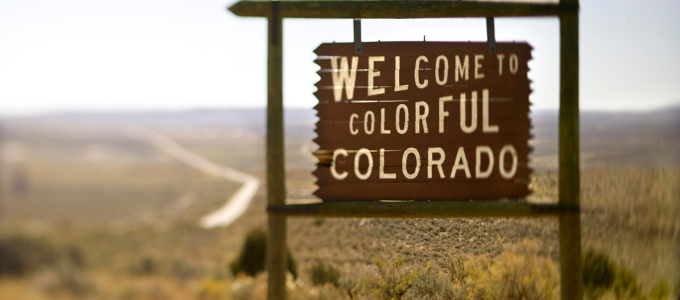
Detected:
left=229, top=228, right=297, bottom=279
left=127, top=256, right=159, bottom=276
left=649, top=280, right=670, bottom=300
left=43, top=266, right=96, bottom=296
left=612, top=267, right=643, bottom=300
left=582, top=248, right=654, bottom=300
left=370, top=255, right=419, bottom=300
left=583, top=248, right=617, bottom=298
left=309, top=259, right=340, bottom=287
left=403, top=266, right=454, bottom=300
left=339, top=276, right=362, bottom=300
left=464, top=240, right=559, bottom=300
left=314, top=218, right=326, bottom=226
left=446, top=252, right=466, bottom=285
left=0, top=235, right=59, bottom=276
left=170, top=259, right=202, bottom=280
left=64, top=244, right=85, bottom=269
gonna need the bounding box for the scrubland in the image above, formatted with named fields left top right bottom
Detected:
left=0, top=109, right=678, bottom=299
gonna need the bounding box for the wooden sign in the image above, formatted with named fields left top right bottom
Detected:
left=313, top=42, right=532, bottom=201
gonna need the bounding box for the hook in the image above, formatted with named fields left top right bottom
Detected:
left=354, top=19, right=362, bottom=54
left=486, top=17, right=496, bottom=53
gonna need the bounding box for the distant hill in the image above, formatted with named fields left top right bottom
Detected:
left=2, top=106, right=678, bottom=168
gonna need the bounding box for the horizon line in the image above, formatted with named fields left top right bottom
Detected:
left=1, top=104, right=679, bottom=120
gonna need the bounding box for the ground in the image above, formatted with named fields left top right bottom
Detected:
left=0, top=108, right=678, bottom=299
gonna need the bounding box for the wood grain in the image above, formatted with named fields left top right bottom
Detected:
left=229, top=1, right=578, bottom=19
left=313, top=42, right=532, bottom=201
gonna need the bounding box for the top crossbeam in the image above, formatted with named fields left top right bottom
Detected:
left=229, top=0, right=577, bottom=19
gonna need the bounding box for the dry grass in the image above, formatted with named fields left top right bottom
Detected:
left=1, top=110, right=678, bottom=299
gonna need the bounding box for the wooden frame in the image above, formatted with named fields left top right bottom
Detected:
left=228, top=1, right=581, bottom=299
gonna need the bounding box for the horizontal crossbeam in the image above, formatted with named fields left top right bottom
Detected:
left=229, top=1, right=578, bottom=19
left=268, top=201, right=579, bottom=218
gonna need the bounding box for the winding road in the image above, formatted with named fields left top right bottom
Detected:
left=123, top=123, right=260, bottom=229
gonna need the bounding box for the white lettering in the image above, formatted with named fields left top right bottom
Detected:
left=368, top=56, right=385, bottom=96
left=330, top=56, right=358, bottom=101
left=415, top=56, right=429, bottom=89
left=396, top=104, right=409, bottom=134
left=364, top=111, right=375, bottom=135
left=380, top=108, right=391, bottom=134
left=438, top=96, right=452, bottom=133
left=349, top=113, right=359, bottom=135
left=455, top=55, right=469, bottom=82
left=379, top=148, right=396, bottom=179
left=331, top=148, right=348, bottom=180
left=427, top=147, right=445, bottom=179
left=435, top=55, right=448, bottom=85
left=509, top=54, right=518, bottom=74
left=475, top=146, right=494, bottom=179
left=394, top=56, right=408, bottom=92
left=354, top=148, right=373, bottom=180
left=415, top=101, right=429, bottom=134
left=496, top=54, right=505, bottom=75
left=460, top=91, right=478, bottom=133
left=402, top=148, right=420, bottom=179
left=474, top=54, right=485, bottom=79
left=450, top=147, right=471, bottom=178
left=499, top=145, right=518, bottom=179
left=482, top=89, right=498, bottom=133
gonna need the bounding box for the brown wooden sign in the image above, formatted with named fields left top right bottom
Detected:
left=313, top=42, right=532, bottom=201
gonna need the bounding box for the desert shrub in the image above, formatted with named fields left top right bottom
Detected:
left=583, top=248, right=617, bottom=299
left=230, top=228, right=266, bottom=277
left=288, top=252, right=298, bottom=280
left=464, top=240, right=559, bottom=300
left=403, top=265, right=455, bottom=300
left=447, top=252, right=466, bottom=285
left=309, top=259, right=340, bottom=287
left=317, top=285, right=348, bottom=300
left=612, top=266, right=643, bottom=300
left=581, top=248, right=653, bottom=300
left=119, top=283, right=169, bottom=300
left=171, top=259, right=203, bottom=280
left=198, top=278, right=228, bottom=299
left=41, top=266, right=96, bottom=297
left=370, top=255, right=419, bottom=300
left=127, top=256, right=159, bottom=276
left=231, top=277, right=256, bottom=300
left=229, top=228, right=298, bottom=279
left=339, top=276, right=362, bottom=300
left=649, top=280, right=671, bottom=300
left=64, top=244, right=85, bottom=269
left=462, top=254, right=491, bottom=299
left=446, top=252, right=469, bottom=298
left=0, top=235, right=59, bottom=276
left=230, top=274, right=268, bottom=300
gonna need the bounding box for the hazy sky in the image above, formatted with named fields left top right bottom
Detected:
left=0, top=0, right=678, bottom=116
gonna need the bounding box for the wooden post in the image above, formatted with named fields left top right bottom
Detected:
left=228, top=2, right=582, bottom=299
left=266, top=2, right=287, bottom=300
left=558, top=0, right=582, bottom=299
left=0, top=123, right=4, bottom=225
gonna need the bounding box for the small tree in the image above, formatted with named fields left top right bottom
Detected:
left=612, top=267, right=642, bottom=300
left=230, top=228, right=297, bottom=279
left=309, top=259, right=340, bottom=287
left=404, top=264, right=455, bottom=300
left=582, top=248, right=616, bottom=299
left=649, top=280, right=670, bottom=300
left=370, top=255, right=419, bottom=300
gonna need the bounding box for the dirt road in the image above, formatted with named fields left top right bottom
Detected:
left=123, top=123, right=260, bottom=229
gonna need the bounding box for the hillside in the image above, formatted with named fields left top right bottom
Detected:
left=0, top=107, right=678, bottom=299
